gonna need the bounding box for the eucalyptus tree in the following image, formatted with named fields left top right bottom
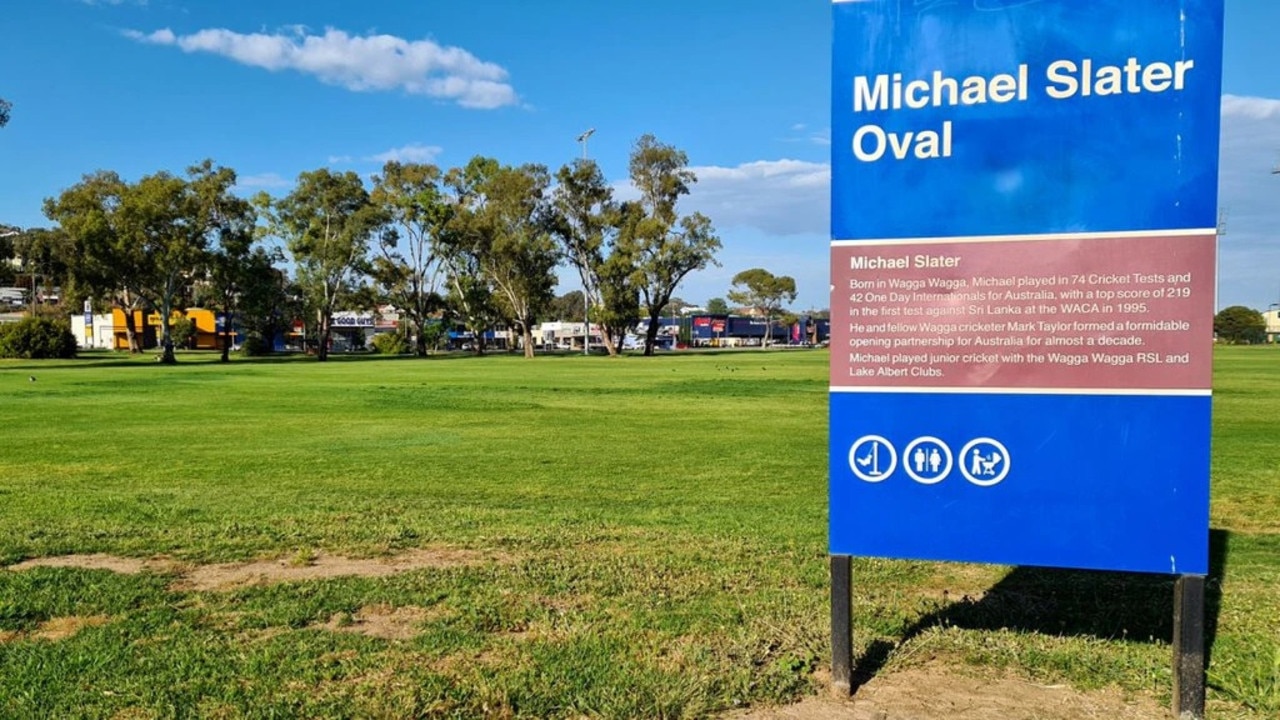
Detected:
left=188, top=160, right=257, bottom=362
left=445, top=157, right=558, bottom=358
left=548, top=159, right=635, bottom=356
left=115, top=170, right=211, bottom=363
left=42, top=172, right=141, bottom=350
left=261, top=169, right=383, bottom=361
left=370, top=161, right=452, bottom=356
left=618, top=135, right=721, bottom=356
left=727, top=268, right=797, bottom=347
left=45, top=168, right=212, bottom=362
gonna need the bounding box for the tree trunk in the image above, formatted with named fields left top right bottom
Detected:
left=220, top=304, right=232, bottom=363
left=158, top=300, right=177, bottom=364
left=415, top=320, right=428, bottom=357
left=121, top=303, right=139, bottom=354
left=643, top=309, right=662, bottom=356
left=599, top=323, right=619, bottom=357
left=317, top=311, right=331, bottom=362
left=521, top=323, right=535, bottom=359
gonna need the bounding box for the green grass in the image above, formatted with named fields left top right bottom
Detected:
left=0, top=347, right=1277, bottom=718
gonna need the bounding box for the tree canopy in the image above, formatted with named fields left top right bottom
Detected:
left=370, top=161, right=451, bottom=356
left=261, top=168, right=383, bottom=361
left=1214, top=305, right=1267, bottom=344
left=618, top=135, right=721, bottom=355
left=23, top=133, right=734, bottom=361
left=446, top=158, right=557, bottom=359
left=727, top=268, right=797, bottom=346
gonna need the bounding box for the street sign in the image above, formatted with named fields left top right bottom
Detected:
left=829, top=0, right=1223, bottom=575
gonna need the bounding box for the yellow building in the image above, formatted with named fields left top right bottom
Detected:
left=110, top=308, right=227, bottom=351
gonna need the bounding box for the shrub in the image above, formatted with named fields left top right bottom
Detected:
left=236, top=333, right=273, bottom=356
left=0, top=317, right=77, bottom=359
left=371, top=331, right=408, bottom=355
left=169, top=316, right=196, bottom=349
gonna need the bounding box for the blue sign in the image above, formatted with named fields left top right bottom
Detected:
left=832, top=0, right=1223, bottom=240
left=829, top=0, right=1222, bottom=575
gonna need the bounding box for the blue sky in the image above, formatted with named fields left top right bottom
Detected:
left=2, top=0, right=1278, bottom=312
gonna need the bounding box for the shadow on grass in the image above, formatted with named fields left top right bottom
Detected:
left=1, top=350, right=504, bottom=370
left=851, top=529, right=1228, bottom=693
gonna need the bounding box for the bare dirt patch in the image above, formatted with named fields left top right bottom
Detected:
left=172, top=549, right=498, bottom=592
left=0, top=615, right=111, bottom=644
left=6, top=554, right=182, bottom=575
left=316, top=604, right=438, bottom=641
left=5, top=548, right=504, bottom=592
left=726, top=661, right=1167, bottom=720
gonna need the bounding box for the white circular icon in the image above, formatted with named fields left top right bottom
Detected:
left=903, top=436, right=953, bottom=485
left=848, top=435, right=897, bottom=483
left=959, top=438, right=1010, bottom=487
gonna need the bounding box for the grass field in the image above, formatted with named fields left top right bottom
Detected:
left=0, top=347, right=1276, bottom=718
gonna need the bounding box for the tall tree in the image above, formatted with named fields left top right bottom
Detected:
left=370, top=161, right=451, bottom=357
left=706, top=297, right=729, bottom=315
left=446, top=157, right=558, bottom=359
left=618, top=135, right=721, bottom=356
left=262, top=169, right=382, bottom=361
left=188, top=161, right=258, bottom=362
left=727, top=268, right=797, bottom=347
left=44, top=172, right=148, bottom=354
left=117, top=170, right=213, bottom=363
left=548, top=159, right=631, bottom=356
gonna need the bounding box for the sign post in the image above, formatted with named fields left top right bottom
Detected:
left=829, top=2, right=1223, bottom=716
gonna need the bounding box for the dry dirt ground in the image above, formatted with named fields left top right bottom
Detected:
left=7, top=552, right=1171, bottom=719
left=5, top=548, right=501, bottom=592
left=727, top=663, right=1169, bottom=720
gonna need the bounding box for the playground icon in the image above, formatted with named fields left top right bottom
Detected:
left=848, top=435, right=896, bottom=483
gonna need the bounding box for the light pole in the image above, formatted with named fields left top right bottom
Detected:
left=576, top=128, right=595, bottom=161
left=576, top=128, right=596, bottom=355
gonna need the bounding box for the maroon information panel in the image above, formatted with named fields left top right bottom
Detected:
left=830, top=232, right=1215, bottom=390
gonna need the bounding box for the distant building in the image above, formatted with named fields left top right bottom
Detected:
left=1264, top=308, right=1280, bottom=343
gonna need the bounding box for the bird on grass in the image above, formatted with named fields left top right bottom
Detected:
left=28, top=376, right=36, bottom=382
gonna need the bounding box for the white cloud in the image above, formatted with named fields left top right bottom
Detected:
left=1221, top=94, right=1280, bottom=120
left=366, top=143, right=442, bottom=164
left=123, top=26, right=518, bottom=109
left=683, top=159, right=830, bottom=237
left=783, top=123, right=832, bottom=146
left=234, top=172, right=291, bottom=190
